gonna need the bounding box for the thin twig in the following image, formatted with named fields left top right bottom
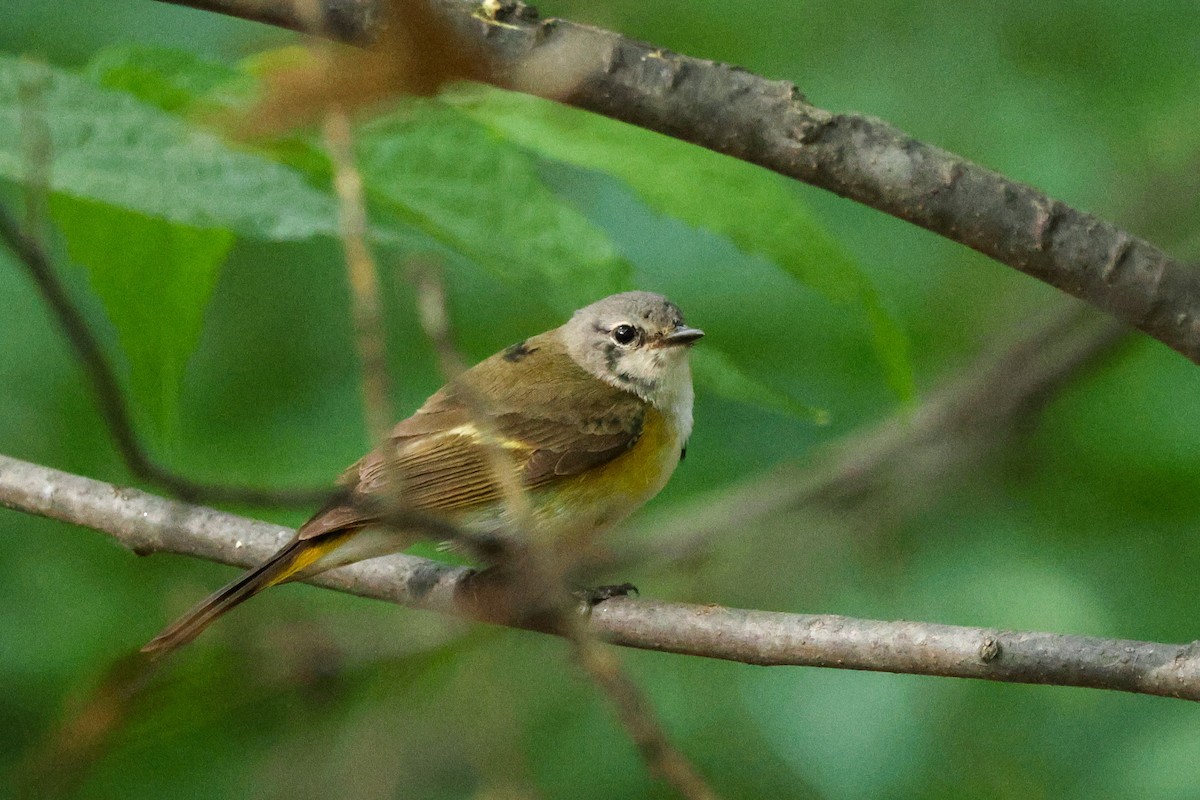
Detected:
left=409, top=261, right=536, bottom=527
left=154, top=0, right=1200, bottom=364
left=405, top=263, right=719, bottom=799
left=2, top=53, right=335, bottom=509
left=5, top=454, right=1200, bottom=700
left=323, top=108, right=394, bottom=444
left=566, top=640, right=720, bottom=800
left=15, top=651, right=160, bottom=800
left=0, top=206, right=331, bottom=508
left=611, top=304, right=1128, bottom=570
left=18, top=62, right=52, bottom=244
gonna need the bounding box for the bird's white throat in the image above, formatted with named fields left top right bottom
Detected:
left=601, top=346, right=695, bottom=442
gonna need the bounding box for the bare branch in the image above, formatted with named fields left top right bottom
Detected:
left=405, top=262, right=720, bottom=800
left=5, top=452, right=1200, bottom=701
left=613, top=304, right=1128, bottom=570
left=159, top=0, right=377, bottom=42
left=565, top=639, right=720, bottom=800
left=0, top=203, right=331, bottom=508
left=7, top=72, right=328, bottom=508
left=408, top=261, right=537, bottom=528
left=324, top=108, right=394, bottom=443
left=155, top=0, right=1200, bottom=364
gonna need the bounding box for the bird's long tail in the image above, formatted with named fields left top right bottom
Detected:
left=141, top=531, right=353, bottom=658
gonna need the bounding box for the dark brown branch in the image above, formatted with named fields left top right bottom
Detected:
left=156, top=0, right=1200, bottom=364
left=0, top=204, right=331, bottom=508
left=6, top=452, right=1200, bottom=701
left=161, top=0, right=378, bottom=40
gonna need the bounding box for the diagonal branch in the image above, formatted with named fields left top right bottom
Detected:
left=324, top=109, right=394, bottom=444
left=155, top=0, right=1200, bottom=364
left=612, top=303, right=1128, bottom=571
left=0, top=204, right=332, bottom=508
left=6, top=451, right=1200, bottom=702
left=406, top=261, right=719, bottom=800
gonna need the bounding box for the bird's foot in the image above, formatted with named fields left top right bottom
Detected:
left=573, top=582, right=639, bottom=607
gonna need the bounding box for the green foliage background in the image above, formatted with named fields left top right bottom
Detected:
left=2, top=1, right=1199, bottom=798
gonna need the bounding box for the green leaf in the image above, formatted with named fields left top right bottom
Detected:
left=81, top=47, right=345, bottom=199
left=354, top=103, right=632, bottom=313
left=692, top=347, right=829, bottom=425
left=0, top=55, right=336, bottom=240
left=50, top=194, right=233, bottom=438
left=446, top=85, right=914, bottom=400
left=84, top=45, right=255, bottom=115
left=862, top=290, right=916, bottom=406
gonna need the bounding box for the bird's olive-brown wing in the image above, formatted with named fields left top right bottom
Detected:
left=297, top=335, right=645, bottom=539
left=347, top=399, right=645, bottom=511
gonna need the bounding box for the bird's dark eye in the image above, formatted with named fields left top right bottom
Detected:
left=611, top=324, right=639, bottom=345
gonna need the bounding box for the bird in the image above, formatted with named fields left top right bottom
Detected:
left=142, top=291, right=703, bottom=656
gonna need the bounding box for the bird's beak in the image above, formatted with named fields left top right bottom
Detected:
left=662, top=326, right=705, bottom=347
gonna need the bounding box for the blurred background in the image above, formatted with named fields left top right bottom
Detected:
left=2, top=1, right=1200, bottom=797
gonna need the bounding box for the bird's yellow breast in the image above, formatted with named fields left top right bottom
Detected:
left=529, top=404, right=682, bottom=542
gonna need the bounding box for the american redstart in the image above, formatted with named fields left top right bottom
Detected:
left=142, top=291, right=703, bottom=656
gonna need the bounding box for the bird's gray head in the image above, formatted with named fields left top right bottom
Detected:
left=562, top=292, right=703, bottom=408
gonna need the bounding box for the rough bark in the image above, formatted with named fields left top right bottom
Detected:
left=6, top=452, right=1200, bottom=701
left=155, top=0, right=1200, bottom=362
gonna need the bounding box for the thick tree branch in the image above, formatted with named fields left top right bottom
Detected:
left=155, top=0, right=1200, bottom=364
left=6, top=452, right=1200, bottom=701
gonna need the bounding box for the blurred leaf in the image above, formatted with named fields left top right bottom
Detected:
left=0, top=54, right=336, bottom=240
left=4, top=4, right=1200, bottom=798
left=84, top=44, right=254, bottom=114
left=355, top=103, right=632, bottom=311
left=84, top=46, right=341, bottom=212
left=239, top=44, right=314, bottom=80
left=743, top=667, right=934, bottom=800
left=446, top=85, right=914, bottom=400
left=50, top=194, right=232, bottom=438
left=862, top=290, right=915, bottom=402
left=692, top=347, right=829, bottom=424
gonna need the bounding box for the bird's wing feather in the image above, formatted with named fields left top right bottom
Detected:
left=298, top=332, right=645, bottom=540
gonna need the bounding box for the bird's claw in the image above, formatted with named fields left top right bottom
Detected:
left=574, top=582, right=639, bottom=607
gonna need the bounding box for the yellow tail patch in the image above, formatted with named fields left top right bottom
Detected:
left=273, top=531, right=355, bottom=584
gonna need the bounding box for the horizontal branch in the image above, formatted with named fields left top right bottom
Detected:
left=5, top=452, right=1200, bottom=701
left=154, top=0, right=1200, bottom=364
